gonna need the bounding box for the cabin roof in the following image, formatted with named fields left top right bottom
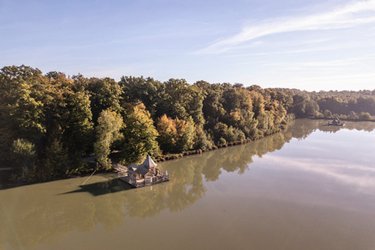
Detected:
left=128, top=163, right=138, bottom=172
left=142, top=155, right=157, bottom=169
left=136, top=165, right=149, bottom=176
left=127, top=155, right=157, bottom=175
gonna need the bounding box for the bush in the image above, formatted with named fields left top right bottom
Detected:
left=359, top=112, right=372, bottom=121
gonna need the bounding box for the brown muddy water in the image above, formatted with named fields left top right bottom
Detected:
left=1, top=119, right=375, bottom=250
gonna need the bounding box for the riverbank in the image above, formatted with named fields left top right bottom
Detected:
left=309, top=116, right=375, bottom=122
left=6, top=117, right=373, bottom=189
left=2, top=128, right=286, bottom=190
left=155, top=132, right=287, bottom=162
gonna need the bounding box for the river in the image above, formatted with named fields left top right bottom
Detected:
left=1, top=119, right=375, bottom=250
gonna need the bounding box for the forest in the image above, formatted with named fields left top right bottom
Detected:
left=1, top=65, right=374, bottom=182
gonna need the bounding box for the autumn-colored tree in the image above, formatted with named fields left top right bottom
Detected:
left=157, top=114, right=177, bottom=153
left=175, top=117, right=195, bottom=152
left=156, top=115, right=195, bottom=153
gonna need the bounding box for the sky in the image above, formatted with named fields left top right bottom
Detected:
left=0, top=0, right=374, bottom=91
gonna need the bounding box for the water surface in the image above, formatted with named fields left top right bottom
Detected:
left=1, top=119, right=375, bottom=250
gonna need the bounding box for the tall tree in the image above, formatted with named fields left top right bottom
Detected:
left=157, top=114, right=177, bottom=153
left=94, top=110, right=124, bottom=169
left=121, top=103, right=159, bottom=163
left=84, top=77, right=122, bottom=123
left=119, top=76, right=161, bottom=118
left=0, top=65, right=47, bottom=169
left=156, top=115, right=195, bottom=153
left=61, top=90, right=94, bottom=165
left=158, top=79, right=205, bottom=126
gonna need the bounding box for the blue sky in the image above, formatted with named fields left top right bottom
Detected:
left=1, top=0, right=374, bottom=90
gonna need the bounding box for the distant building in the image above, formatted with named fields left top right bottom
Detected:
left=121, top=155, right=169, bottom=187
left=329, top=117, right=345, bottom=126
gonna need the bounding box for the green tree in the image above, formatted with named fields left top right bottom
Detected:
left=119, top=76, right=161, bottom=118
left=61, top=90, right=94, bottom=165
left=11, top=138, right=36, bottom=179
left=0, top=65, right=47, bottom=169
left=158, top=79, right=205, bottom=126
left=41, top=138, right=68, bottom=180
left=94, top=110, right=124, bottom=169
left=193, top=126, right=213, bottom=151
left=359, top=112, right=371, bottom=120
left=84, top=77, right=122, bottom=123
left=212, top=122, right=245, bottom=144
left=122, top=103, right=159, bottom=163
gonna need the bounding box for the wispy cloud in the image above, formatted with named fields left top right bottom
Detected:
left=198, top=0, right=375, bottom=54
left=262, top=56, right=375, bottom=69
left=224, top=45, right=349, bottom=58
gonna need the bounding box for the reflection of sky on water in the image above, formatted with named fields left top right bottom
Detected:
left=1, top=119, right=375, bottom=250
left=256, top=127, right=375, bottom=194
left=264, top=155, right=375, bottom=191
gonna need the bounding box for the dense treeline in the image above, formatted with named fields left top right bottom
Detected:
left=0, top=65, right=373, bottom=182
left=269, top=88, right=375, bottom=120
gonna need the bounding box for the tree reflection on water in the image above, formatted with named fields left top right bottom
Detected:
left=1, top=119, right=374, bottom=249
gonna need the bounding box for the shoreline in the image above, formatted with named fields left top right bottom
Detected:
left=308, top=117, right=375, bottom=122
left=1, top=129, right=284, bottom=190
left=3, top=117, right=373, bottom=189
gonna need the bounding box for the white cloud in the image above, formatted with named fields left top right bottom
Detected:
left=198, top=0, right=375, bottom=54
left=262, top=56, right=375, bottom=68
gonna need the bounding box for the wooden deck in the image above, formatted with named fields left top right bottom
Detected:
left=114, top=163, right=169, bottom=188
left=119, top=174, right=169, bottom=188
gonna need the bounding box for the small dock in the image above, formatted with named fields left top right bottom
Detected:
left=328, top=118, right=345, bottom=126
left=119, top=175, right=169, bottom=188
left=114, top=155, right=169, bottom=188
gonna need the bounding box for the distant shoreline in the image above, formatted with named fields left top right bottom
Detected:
left=309, top=117, right=375, bottom=122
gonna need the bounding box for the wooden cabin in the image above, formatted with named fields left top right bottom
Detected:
left=120, top=155, right=169, bottom=187
left=328, top=118, right=345, bottom=126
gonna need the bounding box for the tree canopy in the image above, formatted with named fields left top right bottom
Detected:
left=1, top=65, right=374, bottom=183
